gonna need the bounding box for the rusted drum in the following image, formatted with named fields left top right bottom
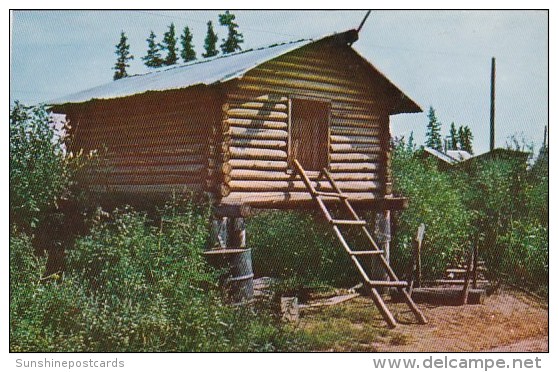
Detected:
left=204, top=248, right=254, bottom=304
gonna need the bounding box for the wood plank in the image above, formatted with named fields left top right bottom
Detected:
left=330, top=153, right=380, bottom=162
left=226, top=180, right=379, bottom=192
left=330, top=135, right=380, bottom=144
left=228, top=159, right=288, bottom=171
left=226, top=108, right=288, bottom=121
left=230, top=138, right=287, bottom=149
left=330, top=162, right=380, bottom=172
left=330, top=143, right=382, bottom=153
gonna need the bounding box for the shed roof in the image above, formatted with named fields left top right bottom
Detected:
left=48, top=30, right=421, bottom=114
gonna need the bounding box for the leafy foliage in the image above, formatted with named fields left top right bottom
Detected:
left=10, top=200, right=305, bottom=352
left=180, top=26, right=196, bottom=62
left=391, top=139, right=472, bottom=278
left=142, top=31, right=164, bottom=68
left=9, top=103, right=83, bottom=231
left=249, top=210, right=357, bottom=289
left=202, top=21, right=219, bottom=58
left=219, top=10, right=244, bottom=54
left=112, top=31, right=134, bottom=80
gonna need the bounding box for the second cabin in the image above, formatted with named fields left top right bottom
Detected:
left=49, top=29, right=421, bottom=212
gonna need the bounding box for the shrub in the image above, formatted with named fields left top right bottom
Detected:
left=10, top=198, right=306, bottom=352
left=9, top=103, right=79, bottom=231
left=249, top=210, right=357, bottom=289
left=391, top=142, right=471, bottom=278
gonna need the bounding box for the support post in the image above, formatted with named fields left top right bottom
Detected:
left=229, top=217, right=246, bottom=248
left=210, top=217, right=229, bottom=249
left=371, top=210, right=391, bottom=286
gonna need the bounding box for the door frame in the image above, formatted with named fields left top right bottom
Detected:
left=287, top=95, right=332, bottom=174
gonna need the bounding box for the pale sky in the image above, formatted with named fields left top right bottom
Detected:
left=9, top=10, right=548, bottom=154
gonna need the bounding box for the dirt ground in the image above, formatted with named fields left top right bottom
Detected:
left=374, top=288, right=547, bottom=352
left=298, top=287, right=548, bottom=352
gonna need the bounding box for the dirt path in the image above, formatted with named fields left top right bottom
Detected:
left=373, top=289, right=548, bottom=352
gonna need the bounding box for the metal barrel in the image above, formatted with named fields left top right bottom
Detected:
left=204, top=248, right=254, bottom=304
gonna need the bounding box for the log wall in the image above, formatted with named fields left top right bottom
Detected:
left=219, top=40, right=398, bottom=206
left=64, top=87, right=219, bottom=197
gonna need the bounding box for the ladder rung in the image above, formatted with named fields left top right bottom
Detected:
left=331, top=219, right=367, bottom=226
left=315, top=191, right=348, bottom=199
left=349, top=250, right=384, bottom=256
left=367, top=280, right=408, bottom=287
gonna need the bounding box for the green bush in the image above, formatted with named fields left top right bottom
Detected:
left=10, top=200, right=305, bottom=352
left=9, top=103, right=81, bottom=231
left=497, top=220, right=548, bottom=294
left=249, top=210, right=357, bottom=289
left=391, top=142, right=472, bottom=278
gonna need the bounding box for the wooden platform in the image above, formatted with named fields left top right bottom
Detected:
left=392, top=287, right=486, bottom=306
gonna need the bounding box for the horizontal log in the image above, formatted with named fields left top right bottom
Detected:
left=89, top=184, right=205, bottom=194
left=208, top=160, right=232, bottom=174
left=229, top=127, right=288, bottom=140
left=236, top=84, right=376, bottom=106
left=224, top=117, right=288, bottom=130
left=227, top=180, right=379, bottom=192
left=331, top=118, right=382, bottom=129
left=241, top=75, right=362, bottom=96
left=228, top=159, right=288, bottom=171
left=100, top=143, right=207, bottom=154
left=331, top=126, right=381, bottom=137
left=330, top=153, right=381, bottom=162
left=225, top=102, right=288, bottom=112
left=330, top=162, right=380, bottom=172
left=252, top=67, right=369, bottom=91
left=213, top=203, right=252, bottom=218
left=220, top=193, right=409, bottom=210
left=226, top=93, right=288, bottom=104
left=90, top=164, right=206, bottom=175
left=330, top=135, right=380, bottom=144
left=229, top=147, right=288, bottom=160
left=230, top=138, right=287, bottom=149
left=330, top=143, right=382, bottom=153
left=81, top=133, right=208, bottom=148
left=101, top=154, right=206, bottom=167
left=226, top=108, right=288, bottom=122
left=331, top=110, right=381, bottom=122
left=91, top=173, right=206, bottom=185
left=229, top=170, right=379, bottom=182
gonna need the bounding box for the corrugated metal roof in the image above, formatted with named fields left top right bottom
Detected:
left=48, top=39, right=313, bottom=105
left=47, top=30, right=421, bottom=114
left=446, top=150, right=472, bottom=161
left=423, top=147, right=459, bottom=165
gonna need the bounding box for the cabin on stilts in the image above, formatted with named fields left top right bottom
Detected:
left=49, top=29, right=426, bottom=326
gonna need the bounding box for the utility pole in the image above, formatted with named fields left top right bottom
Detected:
left=490, top=57, right=496, bottom=151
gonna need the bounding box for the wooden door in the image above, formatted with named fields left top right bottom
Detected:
left=290, top=98, right=330, bottom=171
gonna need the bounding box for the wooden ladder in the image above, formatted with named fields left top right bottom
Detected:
left=293, top=159, right=427, bottom=328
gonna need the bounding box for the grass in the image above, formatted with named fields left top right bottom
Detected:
left=294, top=297, right=410, bottom=351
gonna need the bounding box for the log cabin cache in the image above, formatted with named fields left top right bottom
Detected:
left=49, top=29, right=426, bottom=327
left=49, top=29, right=420, bottom=211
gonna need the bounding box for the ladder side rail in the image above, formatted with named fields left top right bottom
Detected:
left=293, top=160, right=333, bottom=222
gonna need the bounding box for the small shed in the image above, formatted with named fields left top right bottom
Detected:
left=49, top=29, right=421, bottom=215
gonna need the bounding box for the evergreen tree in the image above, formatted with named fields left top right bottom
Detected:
left=219, top=10, right=244, bottom=54
left=161, top=23, right=179, bottom=66
left=202, top=21, right=219, bottom=58
left=425, top=106, right=443, bottom=151
left=458, top=125, right=474, bottom=154
left=142, top=31, right=164, bottom=68
left=113, top=31, right=134, bottom=80
left=449, top=122, right=458, bottom=150
left=407, top=131, right=416, bottom=152
left=180, top=26, right=196, bottom=62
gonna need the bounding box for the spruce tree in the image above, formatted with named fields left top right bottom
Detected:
left=142, top=31, right=164, bottom=68
left=161, top=23, right=179, bottom=66
left=113, top=31, right=134, bottom=80
left=219, top=10, right=244, bottom=54
left=458, top=125, right=474, bottom=154
left=180, top=26, right=196, bottom=62
left=425, top=106, right=443, bottom=151
left=449, top=122, right=458, bottom=150
left=407, top=131, right=416, bottom=152
left=202, top=21, right=219, bottom=58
